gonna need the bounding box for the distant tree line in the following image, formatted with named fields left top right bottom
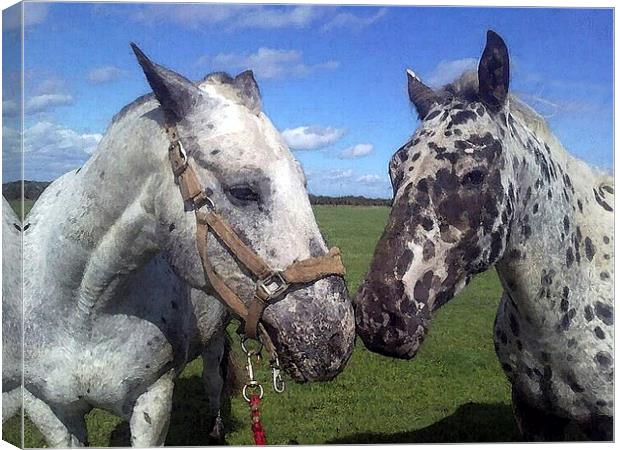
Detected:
left=308, top=194, right=391, bottom=207
left=3, top=181, right=391, bottom=207
left=2, top=181, right=51, bottom=201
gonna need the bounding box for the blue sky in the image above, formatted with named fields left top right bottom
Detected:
left=2, top=3, right=614, bottom=198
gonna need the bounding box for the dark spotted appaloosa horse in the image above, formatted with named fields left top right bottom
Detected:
left=354, top=30, right=613, bottom=441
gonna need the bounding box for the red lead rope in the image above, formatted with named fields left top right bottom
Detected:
left=249, top=394, right=267, bottom=445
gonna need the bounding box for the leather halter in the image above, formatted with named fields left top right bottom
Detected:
left=165, top=124, right=346, bottom=343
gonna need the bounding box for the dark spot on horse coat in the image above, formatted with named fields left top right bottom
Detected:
left=600, top=271, right=610, bottom=280
left=211, top=149, right=220, bottom=155
left=577, top=199, right=583, bottom=213
left=584, top=305, right=594, bottom=322
left=565, top=248, right=574, bottom=268
left=558, top=308, right=576, bottom=331
left=563, top=216, right=570, bottom=233
left=603, top=236, right=610, bottom=244
left=593, top=188, right=613, bottom=211
left=521, top=224, right=531, bottom=239
left=423, top=240, right=435, bottom=261
left=426, top=110, right=441, bottom=121
left=595, top=352, right=612, bottom=368
left=584, top=237, right=596, bottom=261
left=413, top=270, right=434, bottom=302
left=594, top=326, right=605, bottom=339
left=541, top=269, right=555, bottom=287
left=396, top=249, right=414, bottom=275
left=565, top=372, right=585, bottom=393
left=168, top=223, right=175, bottom=232
left=594, top=302, right=613, bottom=325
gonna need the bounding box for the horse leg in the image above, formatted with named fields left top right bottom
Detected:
left=512, top=386, right=570, bottom=441
left=201, top=331, right=227, bottom=443
left=2, top=387, right=22, bottom=423
left=129, top=370, right=174, bottom=447
left=23, top=390, right=88, bottom=447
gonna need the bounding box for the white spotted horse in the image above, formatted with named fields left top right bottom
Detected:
left=12, top=44, right=355, bottom=447
left=354, top=30, right=613, bottom=441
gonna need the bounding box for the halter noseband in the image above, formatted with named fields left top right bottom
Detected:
left=165, top=124, right=347, bottom=346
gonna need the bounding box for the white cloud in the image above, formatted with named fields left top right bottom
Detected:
left=25, top=121, right=102, bottom=156
left=357, top=174, right=385, bottom=185
left=34, top=78, right=67, bottom=96
left=131, top=5, right=319, bottom=30
left=426, top=58, right=477, bottom=88
left=23, top=122, right=102, bottom=179
left=235, top=6, right=319, bottom=29
left=203, top=48, right=339, bottom=80
left=25, top=94, right=74, bottom=114
left=3, top=126, right=21, bottom=156
left=4, top=121, right=103, bottom=180
left=321, top=8, right=387, bottom=32
left=325, top=169, right=354, bottom=181
left=282, top=125, right=345, bottom=151
left=339, top=143, right=374, bottom=159
left=3, top=100, right=19, bottom=118
left=125, top=4, right=382, bottom=34
left=88, top=66, right=125, bottom=84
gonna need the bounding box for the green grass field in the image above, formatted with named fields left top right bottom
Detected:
left=3, top=204, right=516, bottom=446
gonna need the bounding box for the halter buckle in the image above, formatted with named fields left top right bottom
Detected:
left=257, top=272, right=289, bottom=301
left=194, top=193, right=216, bottom=211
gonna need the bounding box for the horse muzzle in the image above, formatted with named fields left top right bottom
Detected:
left=262, top=275, right=355, bottom=382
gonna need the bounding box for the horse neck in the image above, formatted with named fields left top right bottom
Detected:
left=495, top=110, right=612, bottom=316
left=69, top=104, right=172, bottom=323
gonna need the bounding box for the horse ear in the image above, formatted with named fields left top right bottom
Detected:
left=234, top=70, right=261, bottom=112
left=407, top=69, right=438, bottom=119
left=130, top=43, right=204, bottom=122
left=478, top=30, right=510, bottom=110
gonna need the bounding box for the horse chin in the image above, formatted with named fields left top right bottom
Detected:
left=261, top=276, right=355, bottom=382
left=353, top=282, right=430, bottom=360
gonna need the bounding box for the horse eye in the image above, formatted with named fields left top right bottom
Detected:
left=228, top=185, right=259, bottom=202
left=462, top=170, right=486, bottom=186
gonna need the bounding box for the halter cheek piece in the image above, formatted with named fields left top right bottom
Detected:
left=165, top=124, right=347, bottom=347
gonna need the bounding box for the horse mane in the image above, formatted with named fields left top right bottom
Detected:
left=442, top=71, right=613, bottom=187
